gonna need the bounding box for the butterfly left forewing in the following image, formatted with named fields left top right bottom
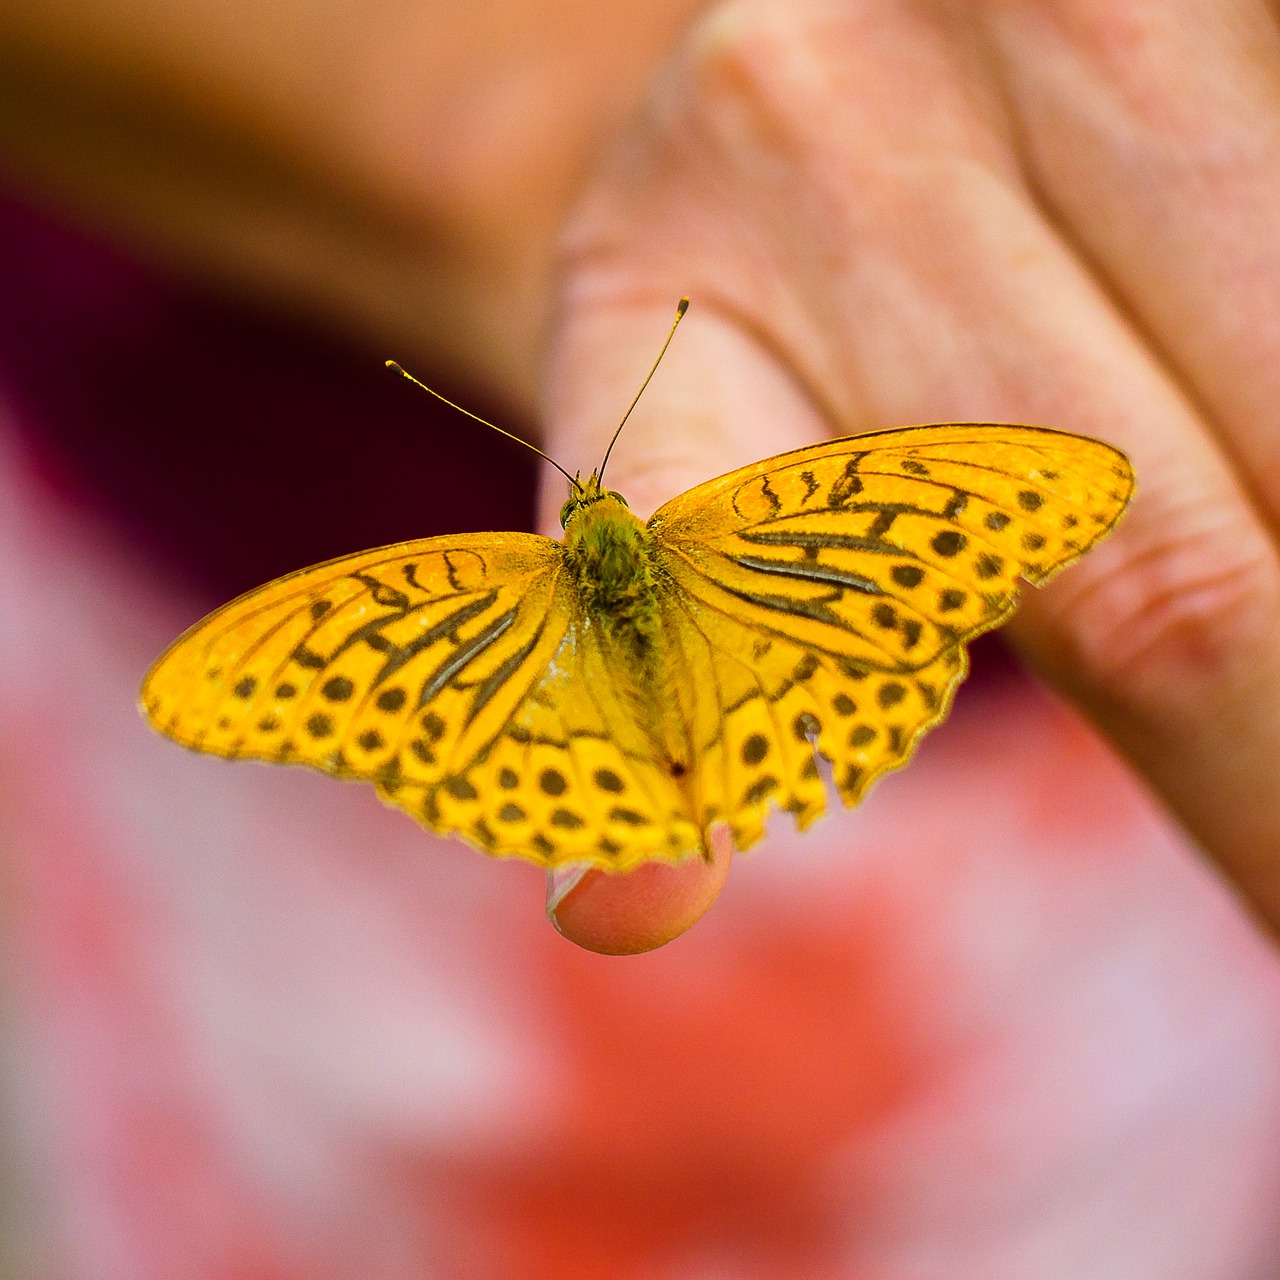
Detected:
left=141, top=531, right=565, bottom=783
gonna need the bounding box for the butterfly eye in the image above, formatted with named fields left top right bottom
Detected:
left=559, top=498, right=577, bottom=528
left=607, top=491, right=629, bottom=508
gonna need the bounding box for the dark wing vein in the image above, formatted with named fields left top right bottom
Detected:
left=663, top=545, right=924, bottom=671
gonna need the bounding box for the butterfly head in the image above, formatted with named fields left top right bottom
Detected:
left=560, top=470, right=629, bottom=529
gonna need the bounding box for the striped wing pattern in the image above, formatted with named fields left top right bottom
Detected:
left=649, top=425, right=1133, bottom=838
left=392, top=616, right=701, bottom=869
left=141, top=532, right=693, bottom=867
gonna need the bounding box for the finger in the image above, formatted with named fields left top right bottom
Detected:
left=979, top=0, right=1280, bottom=531
left=536, top=299, right=825, bottom=953
left=710, top=1, right=1280, bottom=924
left=546, top=827, right=733, bottom=955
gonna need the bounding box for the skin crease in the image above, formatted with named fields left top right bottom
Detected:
left=5, top=0, right=1280, bottom=953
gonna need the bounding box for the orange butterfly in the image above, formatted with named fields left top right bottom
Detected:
left=141, top=302, right=1133, bottom=869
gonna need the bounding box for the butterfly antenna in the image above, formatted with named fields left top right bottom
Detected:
left=385, top=360, right=579, bottom=489
left=597, top=297, right=689, bottom=485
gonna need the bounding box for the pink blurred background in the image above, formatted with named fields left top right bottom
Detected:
left=2, top=186, right=1280, bottom=1278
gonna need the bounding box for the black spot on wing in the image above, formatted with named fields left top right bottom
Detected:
left=877, top=682, right=906, bottom=709
left=322, top=676, right=354, bottom=701
left=539, top=768, right=567, bottom=796
left=292, top=645, right=327, bottom=670
left=376, top=687, right=406, bottom=712
left=931, top=531, right=966, bottom=557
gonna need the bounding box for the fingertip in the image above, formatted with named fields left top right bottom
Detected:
left=546, top=829, right=733, bottom=955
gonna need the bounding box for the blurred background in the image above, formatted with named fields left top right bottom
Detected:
left=2, top=4, right=1280, bottom=1278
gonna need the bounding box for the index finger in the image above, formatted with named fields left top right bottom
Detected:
left=539, top=300, right=825, bottom=952
left=537, top=0, right=1280, bottom=949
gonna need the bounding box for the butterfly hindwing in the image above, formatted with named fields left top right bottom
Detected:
left=388, top=619, right=701, bottom=869
left=664, top=589, right=967, bottom=848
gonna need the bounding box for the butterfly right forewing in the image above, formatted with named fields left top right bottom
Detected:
left=650, top=424, right=1133, bottom=839
left=652, top=425, right=1133, bottom=664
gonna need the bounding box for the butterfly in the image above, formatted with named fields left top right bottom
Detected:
left=139, top=303, right=1134, bottom=871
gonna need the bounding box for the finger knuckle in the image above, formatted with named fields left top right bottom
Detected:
left=1061, top=505, right=1280, bottom=709
left=557, top=2, right=841, bottom=302
left=677, top=0, right=843, bottom=144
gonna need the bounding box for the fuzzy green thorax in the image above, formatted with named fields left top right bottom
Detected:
left=561, top=473, right=662, bottom=649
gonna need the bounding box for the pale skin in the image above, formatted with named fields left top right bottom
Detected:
left=5, top=0, right=1280, bottom=954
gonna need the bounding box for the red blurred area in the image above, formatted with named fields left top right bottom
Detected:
left=0, top=190, right=537, bottom=601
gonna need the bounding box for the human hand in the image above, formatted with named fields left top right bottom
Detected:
left=540, top=0, right=1280, bottom=952
left=7, top=0, right=1277, bottom=956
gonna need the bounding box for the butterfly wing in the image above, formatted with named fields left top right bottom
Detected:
left=416, top=609, right=704, bottom=870
left=649, top=424, right=1133, bottom=846
left=141, top=533, right=697, bottom=869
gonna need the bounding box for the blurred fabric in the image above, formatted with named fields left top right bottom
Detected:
left=2, top=189, right=1280, bottom=1279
